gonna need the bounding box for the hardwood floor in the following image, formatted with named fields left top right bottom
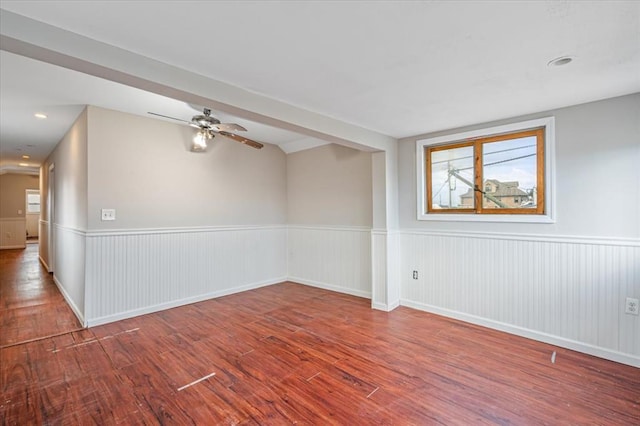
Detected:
left=0, top=245, right=82, bottom=348
left=1, top=251, right=639, bottom=424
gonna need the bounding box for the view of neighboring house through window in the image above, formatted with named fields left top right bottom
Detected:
left=425, top=127, right=545, bottom=215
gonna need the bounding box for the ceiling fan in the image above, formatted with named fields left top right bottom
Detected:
left=148, top=108, right=264, bottom=151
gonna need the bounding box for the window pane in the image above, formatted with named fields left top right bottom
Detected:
left=27, top=192, right=41, bottom=213
left=430, top=145, right=474, bottom=209
left=482, top=136, right=537, bottom=209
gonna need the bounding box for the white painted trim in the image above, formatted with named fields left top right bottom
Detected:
left=39, top=255, right=50, bottom=272
left=288, top=277, right=371, bottom=299
left=53, top=223, right=87, bottom=236
left=416, top=117, right=556, bottom=223
left=400, top=228, right=640, bottom=247
left=372, top=302, right=389, bottom=311
left=53, top=275, right=86, bottom=328
left=371, top=229, right=401, bottom=235
left=0, top=245, right=26, bottom=250
left=0, top=165, right=39, bottom=175
left=288, top=225, right=371, bottom=233
left=85, top=224, right=286, bottom=237
left=86, top=276, right=287, bottom=327
left=371, top=300, right=400, bottom=312
left=60, top=223, right=369, bottom=237
left=401, top=299, right=640, bottom=369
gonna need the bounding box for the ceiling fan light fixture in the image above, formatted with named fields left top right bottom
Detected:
left=148, top=108, right=262, bottom=150
left=192, top=129, right=213, bottom=152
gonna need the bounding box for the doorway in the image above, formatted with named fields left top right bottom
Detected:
left=25, top=189, right=40, bottom=243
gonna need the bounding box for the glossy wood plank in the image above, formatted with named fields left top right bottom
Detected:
left=0, top=245, right=82, bottom=347
left=1, top=248, right=639, bottom=424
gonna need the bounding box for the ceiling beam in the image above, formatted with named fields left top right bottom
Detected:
left=0, top=10, right=395, bottom=152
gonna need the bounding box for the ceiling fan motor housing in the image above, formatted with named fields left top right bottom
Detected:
left=192, top=109, right=221, bottom=128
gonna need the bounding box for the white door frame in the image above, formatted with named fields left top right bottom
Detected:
left=48, top=163, right=55, bottom=273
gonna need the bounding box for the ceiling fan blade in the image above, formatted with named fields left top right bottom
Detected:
left=215, top=123, right=247, bottom=132
left=219, top=131, right=264, bottom=149
left=147, top=111, right=191, bottom=124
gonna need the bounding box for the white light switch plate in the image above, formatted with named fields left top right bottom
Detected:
left=101, top=208, right=116, bottom=221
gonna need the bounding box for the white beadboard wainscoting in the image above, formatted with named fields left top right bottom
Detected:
left=84, top=226, right=287, bottom=326
left=0, top=217, right=26, bottom=249
left=400, top=230, right=640, bottom=367
left=53, top=224, right=87, bottom=325
left=287, top=226, right=372, bottom=299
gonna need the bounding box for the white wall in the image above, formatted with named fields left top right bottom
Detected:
left=87, top=106, right=287, bottom=229
left=399, top=93, right=640, bottom=237
left=286, top=144, right=373, bottom=297
left=35, top=95, right=640, bottom=366
left=287, top=143, right=372, bottom=227
left=83, top=106, right=288, bottom=324
left=397, top=94, right=640, bottom=366
left=40, top=107, right=88, bottom=323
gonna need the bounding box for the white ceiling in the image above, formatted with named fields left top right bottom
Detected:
left=1, top=1, right=639, bottom=173
left=0, top=51, right=323, bottom=174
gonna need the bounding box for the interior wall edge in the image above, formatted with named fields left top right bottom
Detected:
left=53, top=275, right=86, bottom=328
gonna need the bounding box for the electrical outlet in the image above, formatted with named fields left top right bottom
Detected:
left=625, top=297, right=639, bottom=315
left=412, top=270, right=418, bottom=280
left=101, top=209, right=116, bottom=221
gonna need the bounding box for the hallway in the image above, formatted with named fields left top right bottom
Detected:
left=0, top=244, right=82, bottom=347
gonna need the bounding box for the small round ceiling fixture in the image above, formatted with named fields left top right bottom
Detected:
left=22, top=155, right=30, bottom=159
left=547, top=56, right=574, bottom=67
left=19, top=163, right=30, bottom=167
left=34, top=113, right=48, bottom=119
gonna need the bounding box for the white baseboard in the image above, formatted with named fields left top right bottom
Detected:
left=371, top=300, right=400, bottom=312
left=53, top=276, right=86, bottom=328
left=401, top=299, right=640, bottom=369
left=372, top=302, right=389, bottom=311
left=39, top=255, right=50, bottom=272
left=86, top=276, right=288, bottom=327
left=288, top=276, right=371, bottom=300
left=1, top=244, right=26, bottom=250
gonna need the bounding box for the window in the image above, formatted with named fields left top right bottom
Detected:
left=416, top=117, right=555, bottom=223
left=26, top=191, right=41, bottom=214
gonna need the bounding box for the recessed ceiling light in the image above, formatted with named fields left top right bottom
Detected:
left=34, top=113, right=48, bottom=119
left=19, top=163, right=30, bottom=167
left=547, top=56, right=574, bottom=67
left=22, top=155, right=30, bottom=159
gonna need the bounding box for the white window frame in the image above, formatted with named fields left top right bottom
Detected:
left=416, top=117, right=556, bottom=223
left=26, top=189, right=41, bottom=214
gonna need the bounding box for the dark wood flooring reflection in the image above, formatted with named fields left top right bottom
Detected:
left=1, top=280, right=639, bottom=423
left=0, top=245, right=82, bottom=347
